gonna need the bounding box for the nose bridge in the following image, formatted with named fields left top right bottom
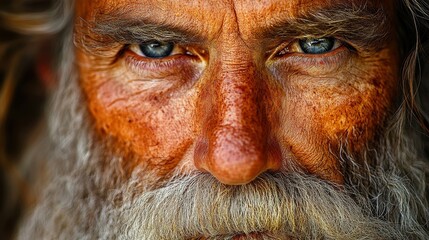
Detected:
left=214, top=28, right=261, bottom=124
left=211, top=36, right=268, bottom=146
left=216, top=56, right=261, bottom=130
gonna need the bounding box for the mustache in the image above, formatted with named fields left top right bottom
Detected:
left=113, top=172, right=403, bottom=240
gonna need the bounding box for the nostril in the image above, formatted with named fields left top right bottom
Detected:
left=266, top=138, right=283, bottom=171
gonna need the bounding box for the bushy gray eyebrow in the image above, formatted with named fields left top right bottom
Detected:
left=74, top=15, right=202, bottom=55
left=261, top=4, right=391, bottom=51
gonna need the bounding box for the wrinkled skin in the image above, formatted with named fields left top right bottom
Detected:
left=75, top=0, right=398, bottom=186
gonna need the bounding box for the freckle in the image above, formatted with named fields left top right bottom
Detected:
left=150, top=95, right=159, bottom=102
left=339, top=115, right=346, bottom=125
left=128, top=119, right=133, bottom=123
left=371, top=78, right=381, bottom=87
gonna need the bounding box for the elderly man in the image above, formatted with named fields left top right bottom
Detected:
left=0, top=0, right=428, bottom=239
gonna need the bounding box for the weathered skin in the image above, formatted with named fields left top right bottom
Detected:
left=75, top=0, right=398, bottom=185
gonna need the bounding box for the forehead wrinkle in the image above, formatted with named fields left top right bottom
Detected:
left=220, top=0, right=252, bottom=49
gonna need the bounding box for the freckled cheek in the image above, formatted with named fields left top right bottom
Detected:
left=79, top=67, right=198, bottom=161
left=290, top=74, right=396, bottom=150
left=114, top=103, right=195, bottom=160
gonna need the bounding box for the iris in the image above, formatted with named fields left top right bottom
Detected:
left=139, top=41, right=174, bottom=58
left=298, top=38, right=335, bottom=54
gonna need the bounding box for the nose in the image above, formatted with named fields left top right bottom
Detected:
left=194, top=59, right=282, bottom=185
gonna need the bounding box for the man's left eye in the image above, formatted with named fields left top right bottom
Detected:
left=298, top=37, right=337, bottom=54
left=130, top=40, right=175, bottom=58
left=277, top=37, right=342, bottom=56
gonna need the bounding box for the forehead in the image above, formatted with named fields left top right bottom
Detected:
left=79, top=0, right=390, bottom=14
left=77, top=0, right=394, bottom=38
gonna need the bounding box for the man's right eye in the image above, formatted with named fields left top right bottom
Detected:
left=130, top=40, right=175, bottom=58
left=124, top=41, right=204, bottom=76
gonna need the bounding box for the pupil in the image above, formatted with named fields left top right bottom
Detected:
left=139, top=41, right=174, bottom=58
left=299, top=38, right=335, bottom=54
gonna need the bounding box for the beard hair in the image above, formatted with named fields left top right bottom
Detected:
left=16, top=33, right=429, bottom=240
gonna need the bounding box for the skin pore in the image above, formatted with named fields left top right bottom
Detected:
left=75, top=0, right=398, bottom=185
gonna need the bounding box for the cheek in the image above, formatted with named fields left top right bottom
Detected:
left=78, top=58, right=199, bottom=173
left=269, top=51, right=398, bottom=182
left=319, top=83, right=393, bottom=143
left=285, top=58, right=398, bottom=152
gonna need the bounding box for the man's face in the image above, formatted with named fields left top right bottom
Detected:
left=20, top=1, right=429, bottom=239
left=75, top=0, right=398, bottom=185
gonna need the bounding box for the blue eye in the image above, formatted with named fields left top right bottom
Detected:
left=298, top=38, right=335, bottom=54
left=139, top=41, right=174, bottom=58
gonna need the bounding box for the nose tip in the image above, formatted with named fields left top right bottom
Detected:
left=194, top=128, right=281, bottom=185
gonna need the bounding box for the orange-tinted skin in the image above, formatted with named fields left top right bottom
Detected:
left=75, top=0, right=399, bottom=185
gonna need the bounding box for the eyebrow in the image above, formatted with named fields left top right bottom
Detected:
left=74, top=13, right=203, bottom=53
left=262, top=3, right=391, bottom=50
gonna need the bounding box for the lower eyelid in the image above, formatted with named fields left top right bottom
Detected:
left=272, top=46, right=351, bottom=69
left=124, top=50, right=202, bottom=77
left=123, top=51, right=205, bottom=87
left=125, top=51, right=178, bottom=72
